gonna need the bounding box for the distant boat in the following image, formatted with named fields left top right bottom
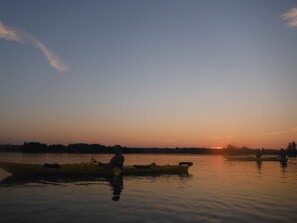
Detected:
left=224, top=156, right=288, bottom=162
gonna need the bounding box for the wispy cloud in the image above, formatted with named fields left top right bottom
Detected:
left=0, top=21, right=20, bottom=42
left=28, top=35, right=68, bottom=73
left=0, top=21, right=68, bottom=73
left=283, top=7, right=297, bottom=27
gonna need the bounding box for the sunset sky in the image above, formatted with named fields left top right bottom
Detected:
left=0, top=0, right=297, bottom=149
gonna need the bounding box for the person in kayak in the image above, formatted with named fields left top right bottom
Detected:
left=279, top=148, right=286, bottom=159
left=255, top=149, right=262, bottom=159
left=98, top=145, right=125, bottom=171
left=108, top=145, right=125, bottom=170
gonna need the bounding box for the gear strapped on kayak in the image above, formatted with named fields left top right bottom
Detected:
left=0, top=159, right=192, bottom=176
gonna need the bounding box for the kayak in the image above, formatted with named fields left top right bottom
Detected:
left=0, top=160, right=193, bottom=176
left=224, top=156, right=288, bottom=162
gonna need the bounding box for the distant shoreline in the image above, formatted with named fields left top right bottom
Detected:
left=0, top=142, right=283, bottom=155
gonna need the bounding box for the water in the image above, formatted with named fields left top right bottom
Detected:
left=0, top=153, right=296, bottom=223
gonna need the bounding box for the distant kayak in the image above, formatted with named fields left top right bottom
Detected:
left=0, top=160, right=192, bottom=176
left=224, top=156, right=288, bottom=162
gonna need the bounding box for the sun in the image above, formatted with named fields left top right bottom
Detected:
left=210, top=146, right=224, bottom=149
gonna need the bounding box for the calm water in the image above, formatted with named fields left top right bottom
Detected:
left=0, top=153, right=296, bottom=223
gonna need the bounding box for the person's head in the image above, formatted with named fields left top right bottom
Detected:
left=113, top=145, right=122, bottom=154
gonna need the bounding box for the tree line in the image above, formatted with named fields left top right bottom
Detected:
left=0, top=142, right=295, bottom=156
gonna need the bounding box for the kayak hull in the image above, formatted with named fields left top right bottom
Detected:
left=225, top=156, right=288, bottom=162
left=0, top=161, right=190, bottom=176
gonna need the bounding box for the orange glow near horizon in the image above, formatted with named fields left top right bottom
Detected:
left=0, top=73, right=296, bottom=150
left=1, top=116, right=295, bottom=149
left=210, top=146, right=224, bottom=149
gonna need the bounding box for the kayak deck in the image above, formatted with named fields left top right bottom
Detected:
left=225, top=156, right=288, bottom=162
left=0, top=160, right=192, bottom=176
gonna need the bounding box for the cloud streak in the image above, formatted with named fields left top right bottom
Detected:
left=0, top=21, right=20, bottom=42
left=0, top=21, right=68, bottom=73
left=283, top=7, right=297, bottom=27
left=29, top=35, right=68, bottom=73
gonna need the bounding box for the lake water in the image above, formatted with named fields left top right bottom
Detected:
left=0, top=153, right=296, bottom=223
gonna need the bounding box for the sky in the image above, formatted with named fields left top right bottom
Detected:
left=0, top=0, right=297, bottom=149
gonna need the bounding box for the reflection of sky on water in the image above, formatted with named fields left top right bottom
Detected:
left=0, top=154, right=297, bottom=222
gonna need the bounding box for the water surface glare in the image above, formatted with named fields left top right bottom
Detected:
left=0, top=153, right=296, bottom=222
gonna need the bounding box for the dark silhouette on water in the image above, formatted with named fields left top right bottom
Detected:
left=255, top=149, right=263, bottom=159
left=108, top=145, right=125, bottom=170
left=286, top=141, right=296, bottom=157
left=98, top=145, right=125, bottom=176
left=256, top=161, right=262, bottom=170
left=280, top=160, right=287, bottom=169
left=0, top=174, right=124, bottom=200
left=279, top=148, right=288, bottom=168
left=108, top=175, right=123, bottom=201
left=279, top=148, right=286, bottom=159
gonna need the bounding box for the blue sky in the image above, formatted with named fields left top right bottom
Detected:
left=0, top=0, right=297, bottom=148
